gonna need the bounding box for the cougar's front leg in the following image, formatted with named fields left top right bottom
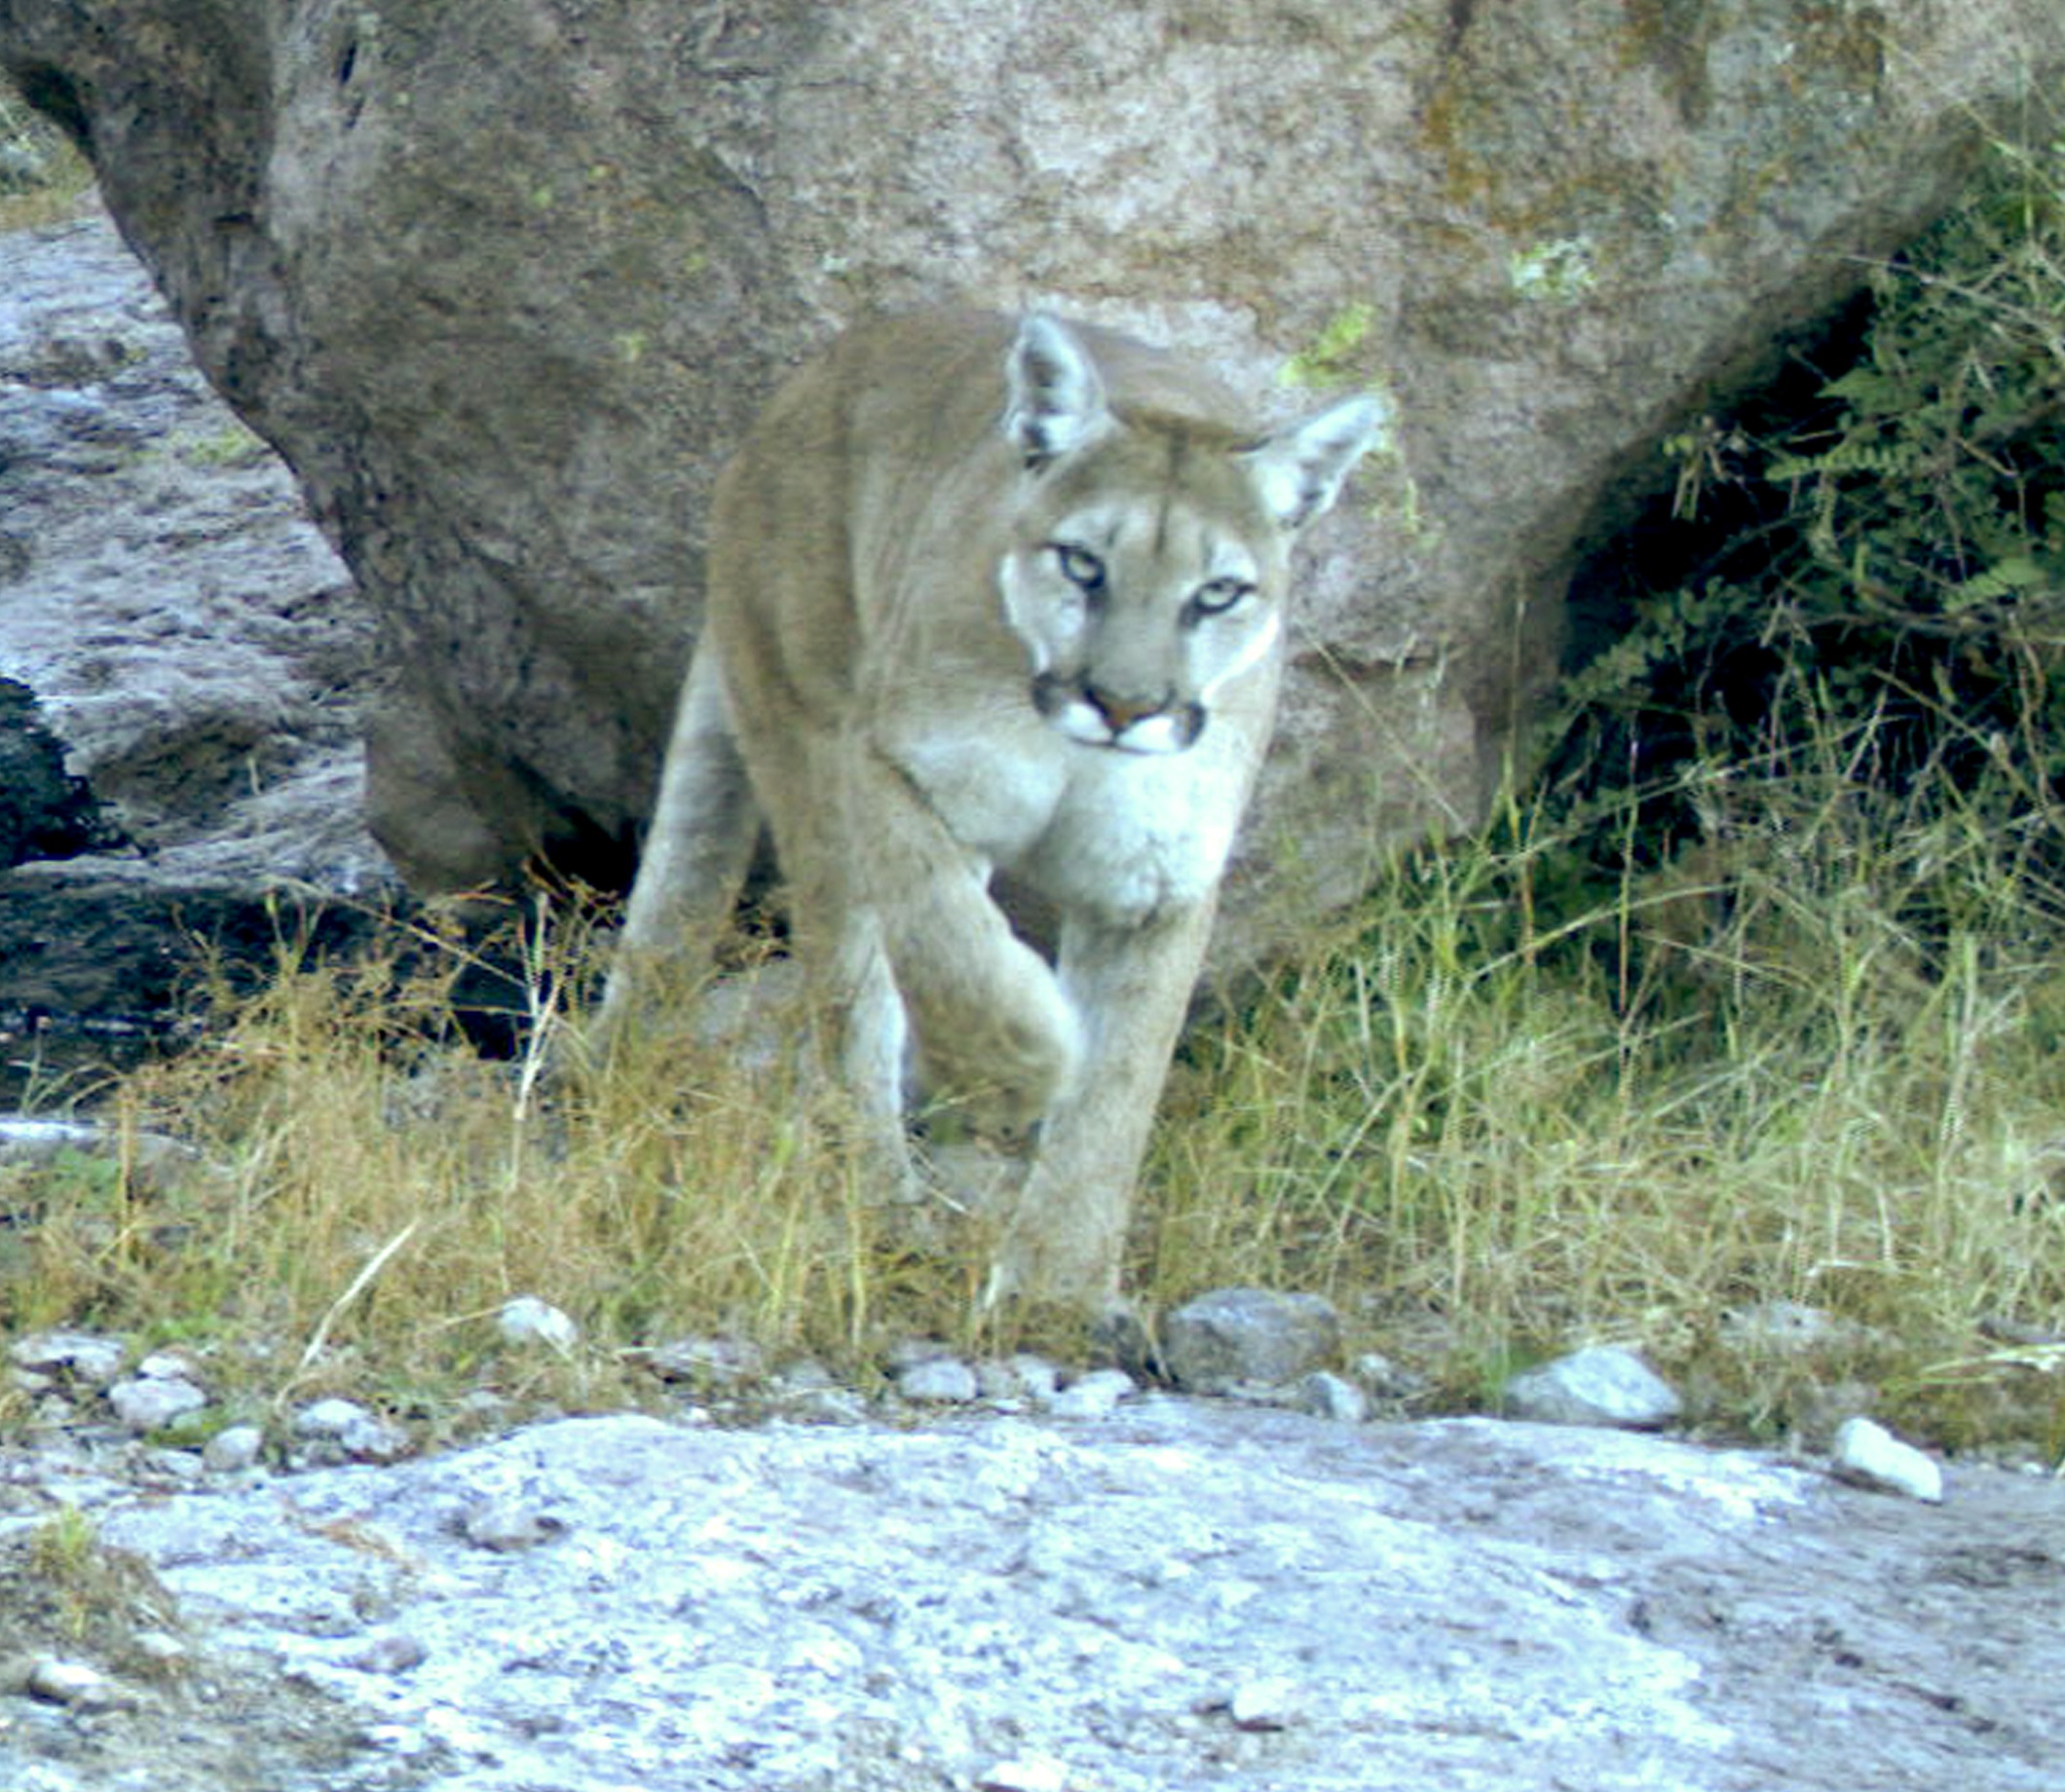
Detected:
left=837, top=745, right=1083, bottom=1144
left=751, top=735, right=1080, bottom=1199
left=987, top=900, right=1217, bottom=1307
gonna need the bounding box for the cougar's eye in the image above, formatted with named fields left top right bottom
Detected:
left=1189, top=577, right=1254, bottom=617
left=1051, top=543, right=1107, bottom=593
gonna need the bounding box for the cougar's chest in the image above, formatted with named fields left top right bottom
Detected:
left=1023, top=746, right=1245, bottom=927
left=887, top=714, right=1241, bottom=927
left=886, top=709, right=1069, bottom=863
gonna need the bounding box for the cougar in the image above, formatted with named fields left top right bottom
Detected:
left=601, top=308, right=1380, bottom=1307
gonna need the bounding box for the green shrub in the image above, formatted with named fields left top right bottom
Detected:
left=1552, top=130, right=2065, bottom=904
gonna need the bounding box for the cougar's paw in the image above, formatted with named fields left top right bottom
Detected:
left=911, top=980, right=1084, bottom=1142
left=980, top=1225, right=1125, bottom=1321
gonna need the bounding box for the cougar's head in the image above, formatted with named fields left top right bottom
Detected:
left=996, top=314, right=1382, bottom=756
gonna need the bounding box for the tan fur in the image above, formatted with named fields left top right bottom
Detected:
left=602, top=308, right=1380, bottom=1307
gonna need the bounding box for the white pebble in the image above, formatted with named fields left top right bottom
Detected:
left=27, top=1658, right=109, bottom=1705
left=107, top=1375, right=207, bottom=1433
left=978, top=1755, right=1070, bottom=1792
left=1831, top=1417, right=1944, bottom=1503
left=1229, top=1673, right=1305, bottom=1731
left=496, top=1294, right=579, bottom=1351
left=1046, top=1368, right=1136, bottom=1420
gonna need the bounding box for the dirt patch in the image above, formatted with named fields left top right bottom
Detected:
left=0, top=1518, right=421, bottom=1791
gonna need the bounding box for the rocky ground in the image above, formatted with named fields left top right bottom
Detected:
left=0, top=203, right=392, bottom=1061
left=1, top=1357, right=2061, bottom=1792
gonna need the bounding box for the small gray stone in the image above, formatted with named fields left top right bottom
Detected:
left=202, top=1423, right=266, bottom=1474
left=349, top=1631, right=431, bottom=1674
left=781, top=1385, right=871, bottom=1424
left=9, top=1329, right=127, bottom=1387
left=976, top=1354, right=1062, bottom=1402
left=770, top=1357, right=872, bottom=1420
left=129, top=1630, right=191, bottom=1671
left=1228, top=1673, right=1305, bottom=1732
left=774, top=1356, right=837, bottom=1391
left=142, top=1445, right=209, bottom=1484
left=496, top=1295, right=579, bottom=1352
left=1351, top=1350, right=1432, bottom=1405
left=645, top=1335, right=766, bottom=1386
left=1162, top=1288, right=1342, bottom=1394
left=1008, top=1355, right=1062, bottom=1400
left=1719, top=1300, right=1856, bottom=1355
left=0, top=141, right=49, bottom=187
left=107, top=1375, right=207, bottom=1433
left=457, top=1389, right=515, bottom=1429
left=1831, top=1417, right=1945, bottom=1504
left=294, top=1396, right=372, bottom=1437
left=1046, top=1368, right=1137, bottom=1420
left=293, top=1398, right=409, bottom=1461
left=461, top=1498, right=570, bottom=1552
left=1292, top=1371, right=1370, bottom=1425
left=1501, top=1345, right=1682, bottom=1431
left=894, top=1355, right=980, bottom=1404
left=25, top=1658, right=110, bottom=1706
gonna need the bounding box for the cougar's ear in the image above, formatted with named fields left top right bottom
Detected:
left=1004, top=314, right=1112, bottom=467
left=1243, top=392, right=1387, bottom=531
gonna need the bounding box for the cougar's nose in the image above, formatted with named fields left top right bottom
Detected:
left=1085, top=682, right=1172, bottom=732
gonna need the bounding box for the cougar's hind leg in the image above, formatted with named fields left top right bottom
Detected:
left=598, top=644, right=760, bottom=1046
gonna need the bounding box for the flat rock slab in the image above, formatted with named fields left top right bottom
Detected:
left=66, top=1402, right=2065, bottom=1791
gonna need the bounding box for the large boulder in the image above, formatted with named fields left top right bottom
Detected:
left=3, top=1, right=2062, bottom=966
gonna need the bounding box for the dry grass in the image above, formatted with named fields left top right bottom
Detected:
left=3, top=905, right=957, bottom=1433
left=1149, top=727, right=2065, bottom=1453
left=7, top=728, right=2065, bottom=1461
